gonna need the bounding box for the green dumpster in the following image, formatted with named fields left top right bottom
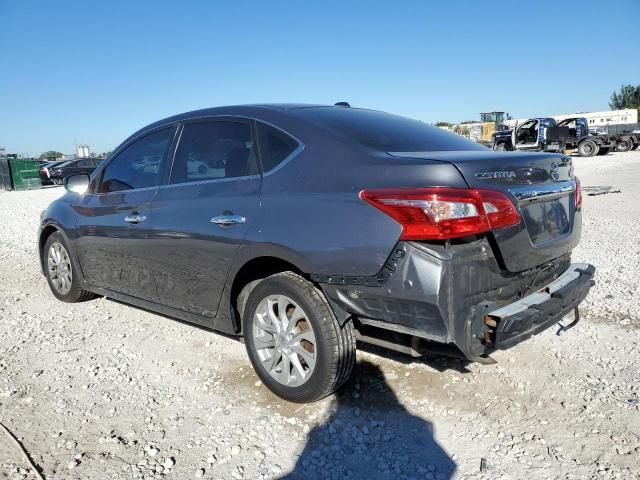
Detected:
left=0, top=156, right=11, bottom=191
left=9, top=159, right=42, bottom=190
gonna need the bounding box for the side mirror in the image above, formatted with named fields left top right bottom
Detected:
left=64, top=173, right=90, bottom=194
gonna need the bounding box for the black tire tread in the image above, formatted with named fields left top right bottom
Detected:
left=244, top=271, right=356, bottom=402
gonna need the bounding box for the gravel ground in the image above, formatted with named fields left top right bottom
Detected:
left=0, top=151, right=639, bottom=480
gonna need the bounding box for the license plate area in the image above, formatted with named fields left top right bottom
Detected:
left=521, top=196, right=571, bottom=244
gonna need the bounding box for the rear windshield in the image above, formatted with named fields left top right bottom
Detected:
left=294, top=107, right=487, bottom=152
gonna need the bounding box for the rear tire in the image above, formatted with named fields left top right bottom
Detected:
left=44, top=232, right=97, bottom=303
left=616, top=139, right=632, bottom=152
left=578, top=140, right=599, bottom=157
left=243, top=272, right=356, bottom=403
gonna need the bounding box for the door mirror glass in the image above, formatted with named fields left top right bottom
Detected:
left=64, top=173, right=90, bottom=193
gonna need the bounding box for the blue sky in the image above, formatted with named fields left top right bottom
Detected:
left=1, top=0, right=638, bottom=155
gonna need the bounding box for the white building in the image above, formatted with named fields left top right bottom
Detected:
left=76, top=144, right=90, bottom=158
left=554, top=109, right=637, bottom=127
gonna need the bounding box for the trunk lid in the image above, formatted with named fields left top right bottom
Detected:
left=387, top=150, right=580, bottom=272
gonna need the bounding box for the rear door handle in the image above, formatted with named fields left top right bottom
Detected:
left=210, top=215, right=246, bottom=227
left=124, top=214, right=147, bottom=224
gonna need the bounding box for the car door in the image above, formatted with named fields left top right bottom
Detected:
left=75, top=126, right=177, bottom=300
left=512, top=119, right=540, bottom=150
left=147, top=118, right=262, bottom=318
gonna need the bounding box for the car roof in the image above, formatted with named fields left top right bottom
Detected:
left=152, top=103, right=383, bottom=125
left=118, top=104, right=369, bottom=151
left=55, top=160, right=74, bottom=168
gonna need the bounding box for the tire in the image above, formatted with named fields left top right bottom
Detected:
left=578, top=140, right=599, bottom=157
left=616, top=139, right=632, bottom=152
left=597, top=147, right=610, bottom=155
left=198, top=164, right=207, bottom=175
left=243, top=271, right=356, bottom=403
left=44, top=232, right=96, bottom=303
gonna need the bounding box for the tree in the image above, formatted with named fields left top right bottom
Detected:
left=435, top=121, right=453, bottom=127
left=609, top=84, right=640, bottom=112
left=38, top=151, right=63, bottom=160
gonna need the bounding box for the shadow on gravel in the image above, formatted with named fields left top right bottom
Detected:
left=281, top=361, right=456, bottom=480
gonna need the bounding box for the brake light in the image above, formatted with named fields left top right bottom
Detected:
left=359, top=187, right=520, bottom=241
left=575, top=177, right=582, bottom=209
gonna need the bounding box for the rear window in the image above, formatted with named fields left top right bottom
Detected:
left=257, top=123, right=299, bottom=172
left=294, top=107, right=487, bottom=152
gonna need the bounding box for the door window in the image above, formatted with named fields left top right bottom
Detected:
left=170, top=120, right=258, bottom=184
left=98, top=127, right=174, bottom=193
left=516, top=120, right=538, bottom=144
left=257, top=123, right=300, bottom=172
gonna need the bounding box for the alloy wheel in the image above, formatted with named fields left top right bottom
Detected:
left=252, top=295, right=317, bottom=387
left=47, top=242, right=73, bottom=295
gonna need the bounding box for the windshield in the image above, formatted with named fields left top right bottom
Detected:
left=294, top=107, right=487, bottom=152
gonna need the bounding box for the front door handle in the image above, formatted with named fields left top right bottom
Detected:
left=124, top=214, right=147, bottom=224
left=210, top=215, right=246, bottom=227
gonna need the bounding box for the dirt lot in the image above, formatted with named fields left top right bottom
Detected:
left=1, top=151, right=639, bottom=480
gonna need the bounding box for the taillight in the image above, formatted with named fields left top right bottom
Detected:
left=359, top=187, right=520, bottom=241
left=575, top=177, right=582, bottom=209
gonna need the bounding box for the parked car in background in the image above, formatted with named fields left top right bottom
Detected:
left=39, top=104, right=595, bottom=403
left=48, top=158, right=102, bottom=185
left=39, top=160, right=67, bottom=185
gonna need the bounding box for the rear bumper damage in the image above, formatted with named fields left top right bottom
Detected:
left=317, top=241, right=595, bottom=362
left=480, top=263, right=595, bottom=351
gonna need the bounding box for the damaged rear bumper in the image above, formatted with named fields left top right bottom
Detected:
left=318, top=241, right=596, bottom=362
left=480, top=263, right=595, bottom=351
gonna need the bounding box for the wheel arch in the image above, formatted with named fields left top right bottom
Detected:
left=39, top=223, right=86, bottom=284
left=226, top=255, right=307, bottom=335
left=39, top=224, right=62, bottom=274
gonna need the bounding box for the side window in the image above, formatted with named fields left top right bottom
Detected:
left=99, top=127, right=173, bottom=193
left=170, top=121, right=258, bottom=184
left=257, top=123, right=299, bottom=172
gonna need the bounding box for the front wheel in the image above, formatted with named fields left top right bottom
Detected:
left=578, top=140, right=599, bottom=157
left=44, top=232, right=96, bottom=303
left=494, top=142, right=507, bottom=151
left=243, top=272, right=355, bottom=403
